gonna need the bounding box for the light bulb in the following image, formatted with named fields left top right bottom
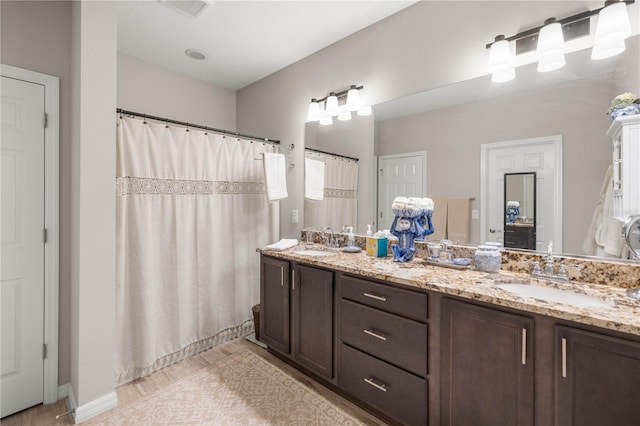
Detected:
left=307, top=98, right=320, bottom=122
left=325, top=93, right=339, bottom=116
left=536, top=18, right=565, bottom=72
left=346, top=85, right=360, bottom=111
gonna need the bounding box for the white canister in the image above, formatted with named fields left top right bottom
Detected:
left=474, top=244, right=502, bottom=272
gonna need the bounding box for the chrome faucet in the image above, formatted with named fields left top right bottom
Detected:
left=531, top=240, right=568, bottom=282
left=322, top=227, right=338, bottom=248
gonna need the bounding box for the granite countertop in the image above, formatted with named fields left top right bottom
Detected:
left=260, top=244, right=640, bottom=336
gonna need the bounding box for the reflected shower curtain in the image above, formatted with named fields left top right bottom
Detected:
left=305, top=152, right=358, bottom=231
left=115, top=115, right=278, bottom=385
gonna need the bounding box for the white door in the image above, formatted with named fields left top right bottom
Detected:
left=378, top=152, right=426, bottom=231
left=481, top=136, right=563, bottom=251
left=1, top=76, right=46, bottom=417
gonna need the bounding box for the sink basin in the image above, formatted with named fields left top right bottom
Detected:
left=294, top=249, right=335, bottom=257
left=496, top=283, right=614, bottom=308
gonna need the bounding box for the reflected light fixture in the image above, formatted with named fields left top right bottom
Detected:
left=536, top=18, right=566, bottom=72
left=592, top=0, right=632, bottom=59
left=487, top=35, right=515, bottom=83
left=485, top=0, right=634, bottom=82
left=306, top=84, right=369, bottom=124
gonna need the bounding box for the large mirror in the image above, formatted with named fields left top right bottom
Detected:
left=504, top=172, right=536, bottom=250
left=303, top=35, right=639, bottom=260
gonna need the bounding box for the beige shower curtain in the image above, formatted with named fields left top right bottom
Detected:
left=115, top=115, right=278, bottom=385
left=304, top=152, right=358, bottom=231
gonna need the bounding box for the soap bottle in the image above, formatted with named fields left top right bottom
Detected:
left=346, top=226, right=355, bottom=248
left=366, top=224, right=373, bottom=236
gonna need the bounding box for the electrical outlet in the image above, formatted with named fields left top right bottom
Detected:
left=472, top=209, right=479, bottom=220
left=291, top=209, right=299, bottom=223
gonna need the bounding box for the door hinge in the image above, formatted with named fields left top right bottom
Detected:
left=43, top=112, right=48, bottom=129
left=43, top=343, right=47, bottom=359
left=43, top=228, right=48, bottom=244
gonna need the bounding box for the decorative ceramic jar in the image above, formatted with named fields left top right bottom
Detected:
left=474, top=244, right=502, bottom=273
left=611, top=104, right=640, bottom=120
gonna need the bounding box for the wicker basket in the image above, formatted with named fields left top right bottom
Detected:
left=251, top=304, right=261, bottom=341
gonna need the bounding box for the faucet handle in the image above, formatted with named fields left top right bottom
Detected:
left=531, top=261, right=542, bottom=277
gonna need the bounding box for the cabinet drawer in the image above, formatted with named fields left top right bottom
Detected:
left=339, top=343, right=427, bottom=426
left=340, top=299, right=427, bottom=377
left=340, top=274, right=428, bottom=322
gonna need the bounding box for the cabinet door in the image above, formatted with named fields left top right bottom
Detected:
left=260, top=256, right=290, bottom=355
left=555, top=326, right=640, bottom=426
left=292, top=264, right=334, bottom=380
left=441, top=299, right=534, bottom=426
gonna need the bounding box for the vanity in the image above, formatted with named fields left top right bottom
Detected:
left=259, top=241, right=640, bottom=426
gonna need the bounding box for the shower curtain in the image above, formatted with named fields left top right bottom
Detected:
left=304, top=152, right=358, bottom=231
left=115, top=115, right=278, bottom=385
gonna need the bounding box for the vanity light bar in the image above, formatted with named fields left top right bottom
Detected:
left=307, top=85, right=372, bottom=123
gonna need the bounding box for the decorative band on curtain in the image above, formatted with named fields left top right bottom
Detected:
left=115, top=114, right=279, bottom=385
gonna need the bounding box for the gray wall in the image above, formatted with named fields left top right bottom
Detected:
left=236, top=1, right=638, bottom=241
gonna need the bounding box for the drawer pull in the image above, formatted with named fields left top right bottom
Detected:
left=363, top=292, right=387, bottom=302
left=561, top=337, right=567, bottom=378
left=521, top=328, right=527, bottom=365
left=363, top=329, right=387, bottom=341
left=364, top=377, right=387, bottom=392
left=280, top=266, right=284, bottom=287
left=292, top=270, right=295, bottom=290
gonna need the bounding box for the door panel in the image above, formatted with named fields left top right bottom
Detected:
left=1, top=76, right=45, bottom=417
left=378, top=153, right=425, bottom=231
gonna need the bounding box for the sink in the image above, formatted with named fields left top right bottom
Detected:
left=496, top=283, right=614, bottom=308
left=294, top=249, right=336, bottom=257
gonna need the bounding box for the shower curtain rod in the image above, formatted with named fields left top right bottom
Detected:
left=305, top=147, right=359, bottom=162
left=116, top=108, right=280, bottom=145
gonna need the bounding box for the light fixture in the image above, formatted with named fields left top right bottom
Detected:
left=184, top=48, right=208, bottom=60
left=307, top=98, right=320, bottom=122
left=325, top=93, right=339, bottom=117
left=346, top=85, right=360, bottom=111
left=306, top=84, right=368, bottom=124
left=592, top=0, right=632, bottom=59
left=485, top=1, right=634, bottom=82
left=487, top=35, right=515, bottom=83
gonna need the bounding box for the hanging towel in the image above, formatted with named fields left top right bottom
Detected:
left=305, top=158, right=325, bottom=201
left=263, top=152, right=288, bottom=202
left=447, top=197, right=471, bottom=244
left=583, top=165, right=612, bottom=255
left=428, top=196, right=448, bottom=241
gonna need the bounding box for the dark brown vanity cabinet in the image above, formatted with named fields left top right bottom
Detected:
left=440, top=298, right=534, bottom=426
left=338, top=274, right=429, bottom=426
left=555, top=326, right=640, bottom=426
left=260, top=255, right=334, bottom=381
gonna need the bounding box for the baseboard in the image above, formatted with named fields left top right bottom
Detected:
left=64, top=383, right=118, bottom=424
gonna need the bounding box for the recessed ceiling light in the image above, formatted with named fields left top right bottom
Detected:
left=185, top=48, right=208, bottom=60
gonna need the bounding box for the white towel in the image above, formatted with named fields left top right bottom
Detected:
left=264, top=238, right=299, bottom=251
left=263, top=152, right=288, bottom=202
left=305, top=158, right=325, bottom=201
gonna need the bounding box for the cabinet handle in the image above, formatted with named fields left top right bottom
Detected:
left=292, top=270, right=295, bottom=290
left=521, top=328, right=527, bottom=365
left=363, top=329, right=387, bottom=341
left=363, top=292, right=387, bottom=302
left=364, top=377, right=387, bottom=392
left=561, top=337, right=567, bottom=378
left=280, top=266, right=284, bottom=287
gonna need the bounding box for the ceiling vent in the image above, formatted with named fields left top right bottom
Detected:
left=160, top=1, right=211, bottom=19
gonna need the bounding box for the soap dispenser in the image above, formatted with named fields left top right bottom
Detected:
left=366, top=224, right=373, bottom=236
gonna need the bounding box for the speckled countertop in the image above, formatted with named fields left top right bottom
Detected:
left=260, top=244, right=640, bottom=336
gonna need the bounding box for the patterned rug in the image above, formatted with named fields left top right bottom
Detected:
left=88, top=349, right=362, bottom=425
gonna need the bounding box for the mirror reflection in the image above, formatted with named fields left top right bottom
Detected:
left=504, top=172, right=536, bottom=250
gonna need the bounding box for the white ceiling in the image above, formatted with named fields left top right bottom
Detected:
left=116, top=1, right=416, bottom=91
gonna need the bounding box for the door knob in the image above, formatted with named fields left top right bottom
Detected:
left=489, top=228, right=503, bottom=233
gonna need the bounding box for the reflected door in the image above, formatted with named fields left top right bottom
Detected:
left=378, top=152, right=426, bottom=230
left=481, top=136, right=562, bottom=251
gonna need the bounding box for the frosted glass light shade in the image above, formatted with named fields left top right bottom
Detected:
left=325, top=93, right=339, bottom=116
left=337, top=106, right=352, bottom=121
left=594, top=1, right=631, bottom=47
left=307, top=99, right=320, bottom=122
left=536, top=20, right=565, bottom=72
left=319, top=113, right=333, bottom=125
left=346, top=86, right=360, bottom=111
left=357, top=105, right=372, bottom=116
left=487, top=37, right=515, bottom=83
left=591, top=38, right=626, bottom=60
